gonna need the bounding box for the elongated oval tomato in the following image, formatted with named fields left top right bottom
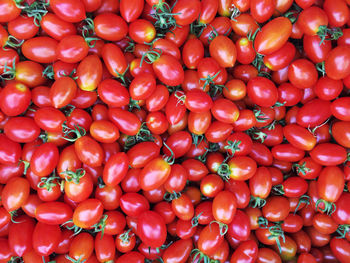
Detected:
left=32, top=222, right=61, bottom=256
left=103, top=152, right=129, bottom=186
left=152, top=54, right=184, bottom=86
left=8, top=215, right=35, bottom=257
left=254, top=17, right=292, bottom=55
left=50, top=76, right=77, bottom=108
left=139, top=157, right=171, bottom=191
left=209, top=35, right=237, bottom=68
left=283, top=124, right=316, bottom=151
left=2, top=177, right=30, bottom=212
left=98, top=79, right=129, bottom=107
left=296, top=99, right=331, bottom=128
left=317, top=166, right=344, bottom=204
left=173, top=0, right=201, bottom=26
left=35, top=202, right=73, bottom=225
left=127, top=142, right=160, bottom=168
left=94, top=13, right=128, bottom=41
left=40, top=13, right=77, bottom=41
left=30, top=143, right=59, bottom=177
left=247, top=77, right=278, bottom=107
left=108, top=108, right=141, bottom=136
left=50, top=0, right=86, bottom=23
left=76, top=55, right=103, bottom=91
left=310, top=143, right=347, bottom=166
left=137, top=211, right=167, bottom=248
left=73, top=199, right=103, bottom=228
left=102, top=43, right=128, bottom=78
left=0, top=0, right=21, bottom=23
left=4, top=117, right=40, bottom=143
left=162, top=238, right=193, bottom=263
left=0, top=134, right=21, bottom=165
left=21, top=37, right=58, bottom=63
left=120, top=193, right=149, bottom=217
left=213, top=190, right=237, bottom=224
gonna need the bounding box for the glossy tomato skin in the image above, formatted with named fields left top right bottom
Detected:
left=103, top=152, right=129, bottom=186
left=310, top=143, right=347, bottom=166
left=4, top=117, right=40, bottom=143
left=50, top=0, right=86, bottom=23
left=8, top=215, right=35, bottom=257
left=331, top=97, right=350, bottom=121
left=21, top=37, right=58, bottom=63
left=0, top=81, right=31, bottom=117
left=247, top=77, right=278, bottom=107
left=325, top=46, right=350, bottom=80
left=2, top=177, right=30, bottom=212
left=120, top=193, right=149, bottom=217
left=153, top=55, right=184, bottom=86
left=108, top=108, right=141, bottom=136
left=30, top=143, right=59, bottom=177
left=139, top=157, right=171, bottom=191
left=40, top=13, right=76, bottom=40
left=296, top=99, right=331, bottom=128
left=254, top=17, right=292, bottom=55
left=94, top=13, right=128, bottom=41
left=0, top=0, right=21, bottom=22
left=73, top=199, right=103, bottom=228
left=32, top=222, right=61, bottom=256
left=230, top=240, right=258, bottom=263
left=173, top=0, right=201, bottom=26
left=35, top=202, right=73, bottom=225
left=137, top=211, right=166, bottom=248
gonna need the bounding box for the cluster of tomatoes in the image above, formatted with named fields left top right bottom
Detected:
left=0, top=0, right=350, bottom=262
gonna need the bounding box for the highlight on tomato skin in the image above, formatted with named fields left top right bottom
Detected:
left=0, top=0, right=349, bottom=262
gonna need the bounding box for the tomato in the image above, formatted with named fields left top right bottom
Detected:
left=0, top=81, right=31, bottom=117
left=230, top=240, right=258, bottom=263
left=182, top=38, right=204, bottom=69
left=102, top=43, right=128, bottom=80
left=21, top=37, right=58, bottom=63
left=331, top=97, right=350, bottom=121
left=50, top=0, right=86, bottom=23
left=231, top=13, right=259, bottom=37
left=250, top=0, right=275, bottom=23
left=296, top=99, right=331, bottom=128
left=247, top=77, right=278, bottom=107
left=197, top=223, right=224, bottom=255
left=332, top=121, right=350, bottom=147
left=116, top=251, right=145, bottom=263
left=173, top=0, right=200, bottom=25
left=103, top=152, right=129, bottom=186
left=64, top=172, right=93, bottom=202
left=236, top=37, right=256, bottom=65
left=254, top=17, right=292, bottom=55
left=94, top=233, right=115, bottom=262
left=257, top=248, right=281, bottom=263
left=76, top=55, right=102, bottom=91
left=330, top=237, right=350, bottom=263
left=35, top=202, right=73, bottom=225
left=325, top=46, right=350, bottom=80
left=2, top=177, right=30, bottom=212
left=209, top=35, right=237, bottom=68
left=0, top=0, right=20, bottom=22
left=8, top=215, right=35, bottom=257
left=200, top=174, right=224, bottom=198
left=297, top=6, right=328, bottom=36
left=312, top=213, right=338, bottom=234
left=139, top=157, right=171, bottom=191
left=227, top=156, right=257, bottom=181
left=109, top=108, right=141, bottom=136
left=32, top=222, right=61, bottom=256
left=332, top=193, right=350, bottom=225
left=94, top=13, right=128, bottom=41
left=172, top=194, right=194, bottom=221
left=310, top=143, right=347, bottom=166
left=225, top=180, right=251, bottom=209
left=68, top=232, right=94, bottom=261
left=137, top=211, right=166, bottom=247
left=263, top=196, right=290, bottom=222
left=316, top=166, right=344, bottom=214
left=73, top=199, right=103, bottom=228
left=41, top=13, right=77, bottom=40
left=162, top=238, right=192, bottom=263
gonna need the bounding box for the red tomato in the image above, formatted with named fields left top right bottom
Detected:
left=32, top=222, right=61, bottom=256
left=254, top=17, right=292, bottom=55
left=50, top=0, right=86, bottom=23
left=137, top=211, right=167, bottom=247
left=21, top=37, right=58, bottom=63
left=73, top=199, right=104, bottom=228
left=247, top=77, right=278, bottom=107
left=35, top=202, right=73, bottom=225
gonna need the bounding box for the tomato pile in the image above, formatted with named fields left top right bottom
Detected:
left=0, top=0, right=350, bottom=262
